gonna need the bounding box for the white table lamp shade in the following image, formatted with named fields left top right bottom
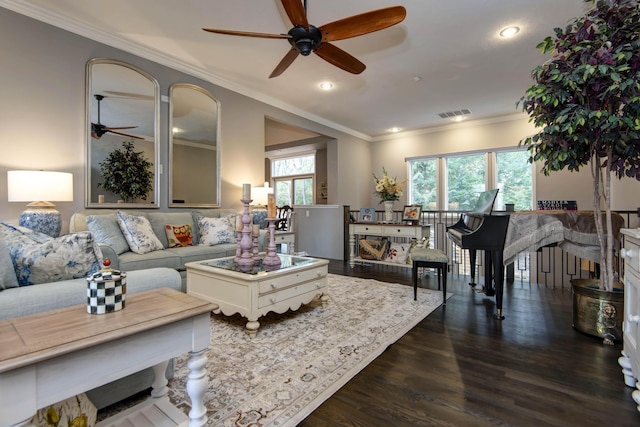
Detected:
left=251, top=182, right=273, bottom=207
left=7, top=170, right=74, bottom=237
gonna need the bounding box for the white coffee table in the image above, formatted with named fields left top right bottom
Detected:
left=185, top=254, right=328, bottom=336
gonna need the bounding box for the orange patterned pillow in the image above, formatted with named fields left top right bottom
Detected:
left=165, top=224, right=193, bottom=247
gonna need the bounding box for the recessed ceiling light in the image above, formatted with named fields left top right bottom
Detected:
left=319, top=82, right=333, bottom=90
left=499, top=26, right=520, bottom=38
left=452, top=116, right=464, bottom=122
left=390, top=127, right=400, bottom=133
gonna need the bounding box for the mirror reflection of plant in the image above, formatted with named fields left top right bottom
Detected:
left=98, top=140, right=153, bottom=203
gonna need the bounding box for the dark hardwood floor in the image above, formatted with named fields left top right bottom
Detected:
left=298, top=260, right=639, bottom=427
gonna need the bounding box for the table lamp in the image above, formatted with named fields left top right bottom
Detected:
left=250, top=182, right=273, bottom=229
left=7, top=170, right=74, bottom=237
left=251, top=182, right=273, bottom=207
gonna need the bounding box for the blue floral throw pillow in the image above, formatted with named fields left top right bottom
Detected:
left=116, top=211, right=164, bottom=255
left=195, top=214, right=237, bottom=245
left=0, top=222, right=102, bottom=286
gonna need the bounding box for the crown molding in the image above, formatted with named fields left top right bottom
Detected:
left=371, top=112, right=530, bottom=142
left=0, top=0, right=372, bottom=142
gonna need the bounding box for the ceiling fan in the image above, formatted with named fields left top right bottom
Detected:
left=203, top=0, right=406, bottom=78
left=91, top=94, right=142, bottom=140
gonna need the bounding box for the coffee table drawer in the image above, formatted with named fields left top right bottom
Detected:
left=258, top=277, right=326, bottom=308
left=258, top=265, right=327, bottom=294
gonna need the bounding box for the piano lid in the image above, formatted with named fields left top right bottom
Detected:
left=472, top=189, right=499, bottom=214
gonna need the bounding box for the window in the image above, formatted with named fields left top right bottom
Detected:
left=446, top=154, right=485, bottom=211
left=408, top=149, right=533, bottom=210
left=409, top=158, right=437, bottom=209
left=496, top=150, right=533, bottom=210
left=271, top=154, right=315, bottom=206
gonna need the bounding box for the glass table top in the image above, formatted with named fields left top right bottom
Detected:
left=198, top=254, right=316, bottom=275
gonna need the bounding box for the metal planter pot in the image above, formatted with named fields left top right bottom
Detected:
left=571, top=278, right=624, bottom=345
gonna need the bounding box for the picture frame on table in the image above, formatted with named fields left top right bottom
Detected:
left=402, top=205, right=422, bottom=224
left=359, top=207, right=376, bottom=223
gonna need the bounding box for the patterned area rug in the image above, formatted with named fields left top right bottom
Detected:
left=163, top=274, right=444, bottom=426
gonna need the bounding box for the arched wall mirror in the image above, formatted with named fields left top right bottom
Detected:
left=169, top=83, right=220, bottom=207
left=86, top=58, right=160, bottom=208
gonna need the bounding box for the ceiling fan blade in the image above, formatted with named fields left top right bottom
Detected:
left=104, top=126, right=137, bottom=130
left=269, top=48, right=300, bottom=78
left=203, top=28, right=290, bottom=39
left=319, top=6, right=406, bottom=42
left=281, top=0, right=309, bottom=30
left=107, top=130, right=144, bottom=140
left=315, top=42, right=366, bottom=75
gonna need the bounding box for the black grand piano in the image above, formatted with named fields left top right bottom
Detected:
left=446, top=189, right=510, bottom=319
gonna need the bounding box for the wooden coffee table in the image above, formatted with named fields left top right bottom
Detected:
left=186, top=254, right=328, bottom=336
left=0, top=288, right=217, bottom=427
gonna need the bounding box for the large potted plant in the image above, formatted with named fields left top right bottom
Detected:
left=98, top=140, right=154, bottom=203
left=518, top=0, right=640, bottom=343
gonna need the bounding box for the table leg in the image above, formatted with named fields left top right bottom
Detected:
left=245, top=319, right=260, bottom=337
left=320, top=292, right=329, bottom=307
left=150, top=360, right=170, bottom=398
left=186, top=349, right=208, bottom=427
left=349, top=232, right=355, bottom=267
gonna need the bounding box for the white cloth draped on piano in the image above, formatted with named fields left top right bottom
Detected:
left=503, top=210, right=625, bottom=265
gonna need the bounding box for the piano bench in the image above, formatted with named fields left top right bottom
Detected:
left=411, top=248, right=448, bottom=303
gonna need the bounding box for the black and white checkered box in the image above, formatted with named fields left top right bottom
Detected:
left=86, top=270, right=127, bottom=314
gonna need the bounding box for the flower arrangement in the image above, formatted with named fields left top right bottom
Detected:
left=373, top=167, right=407, bottom=203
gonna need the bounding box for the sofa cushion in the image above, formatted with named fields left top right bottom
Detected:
left=0, top=237, right=19, bottom=291
left=165, top=224, right=193, bottom=248
left=117, top=250, right=183, bottom=272
left=168, top=243, right=237, bottom=265
left=117, top=211, right=164, bottom=255
left=147, top=212, right=197, bottom=247
left=195, top=214, right=237, bottom=245
left=0, top=223, right=102, bottom=287
left=86, top=213, right=130, bottom=255
left=0, top=267, right=181, bottom=320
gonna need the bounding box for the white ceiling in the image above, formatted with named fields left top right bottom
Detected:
left=3, top=0, right=588, bottom=140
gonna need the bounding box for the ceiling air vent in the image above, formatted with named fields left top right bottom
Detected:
left=438, top=109, right=471, bottom=119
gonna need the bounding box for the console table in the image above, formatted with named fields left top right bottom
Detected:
left=274, top=230, right=295, bottom=254
left=0, top=288, right=216, bottom=427
left=349, top=222, right=430, bottom=267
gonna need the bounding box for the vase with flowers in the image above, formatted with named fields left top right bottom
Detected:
left=373, top=167, right=407, bottom=222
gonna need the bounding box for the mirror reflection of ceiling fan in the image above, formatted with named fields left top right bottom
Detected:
left=91, top=94, right=142, bottom=140
left=203, top=0, right=406, bottom=78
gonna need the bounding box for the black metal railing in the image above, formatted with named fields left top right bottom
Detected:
left=349, top=208, right=639, bottom=288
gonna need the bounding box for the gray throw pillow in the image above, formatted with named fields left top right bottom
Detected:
left=86, top=214, right=130, bottom=255
left=0, top=237, right=19, bottom=291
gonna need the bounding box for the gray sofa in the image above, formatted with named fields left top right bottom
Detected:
left=1, top=208, right=257, bottom=410
left=69, top=209, right=266, bottom=287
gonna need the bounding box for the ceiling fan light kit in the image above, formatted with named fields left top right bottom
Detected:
left=203, top=1, right=406, bottom=78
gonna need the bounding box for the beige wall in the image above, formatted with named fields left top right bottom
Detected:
left=0, top=8, right=368, bottom=232
left=371, top=116, right=640, bottom=212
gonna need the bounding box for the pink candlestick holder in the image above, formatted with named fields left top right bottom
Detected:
left=235, top=198, right=255, bottom=267
left=262, top=218, right=281, bottom=267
